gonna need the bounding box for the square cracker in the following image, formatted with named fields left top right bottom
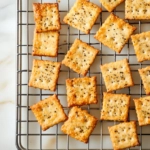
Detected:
left=30, top=94, right=67, bottom=131
left=94, top=13, right=136, bottom=53
left=100, top=58, right=134, bottom=92
left=131, top=31, right=150, bottom=62
left=63, top=0, right=102, bottom=34
left=134, top=96, right=150, bottom=126
left=138, top=66, right=150, bottom=95
left=101, top=92, right=130, bottom=121
left=66, top=76, right=97, bottom=107
left=125, top=0, right=150, bottom=20
left=62, top=39, right=99, bottom=76
left=33, top=3, right=60, bottom=32
left=100, top=0, right=125, bottom=12
left=108, top=121, right=139, bottom=149
left=29, top=59, right=61, bottom=91
left=33, top=30, right=59, bottom=57
left=61, top=106, right=97, bottom=143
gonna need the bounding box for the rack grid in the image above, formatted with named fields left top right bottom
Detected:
left=16, top=0, right=150, bottom=149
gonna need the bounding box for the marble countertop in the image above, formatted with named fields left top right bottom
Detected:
left=0, top=0, right=16, bottom=149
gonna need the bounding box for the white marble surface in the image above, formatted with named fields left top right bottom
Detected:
left=0, top=0, right=16, bottom=149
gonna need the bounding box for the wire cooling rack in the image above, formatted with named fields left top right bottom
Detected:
left=16, top=0, right=150, bottom=149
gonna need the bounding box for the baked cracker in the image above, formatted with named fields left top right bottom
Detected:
left=138, top=66, right=150, bottom=95
left=62, top=39, right=99, bottom=76
left=131, top=31, right=150, bottom=62
left=100, top=58, right=134, bottom=92
left=134, top=96, right=150, bottom=126
left=94, top=13, right=136, bottom=53
left=30, top=94, right=67, bottom=131
left=66, top=76, right=97, bottom=107
left=108, top=121, right=139, bottom=149
left=101, top=92, right=130, bottom=121
left=33, top=3, right=60, bottom=32
left=125, top=0, right=150, bottom=19
left=29, top=59, right=61, bottom=91
left=100, top=0, right=125, bottom=12
left=63, top=0, right=102, bottom=34
left=61, top=106, right=97, bottom=143
left=33, top=30, right=59, bottom=57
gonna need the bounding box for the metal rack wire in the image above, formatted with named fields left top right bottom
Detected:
left=16, top=0, right=150, bottom=149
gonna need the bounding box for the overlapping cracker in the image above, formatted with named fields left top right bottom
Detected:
left=94, top=13, right=136, bottom=53
left=33, top=30, right=59, bottom=57
left=125, top=0, right=150, bottom=19
left=131, top=31, right=150, bottom=62
left=63, top=0, right=102, bottom=34
left=61, top=106, right=97, bottom=143
left=100, top=0, right=125, bottom=12
left=138, top=66, right=150, bottom=95
left=134, top=96, right=150, bottom=126
left=100, top=58, right=134, bottom=92
left=30, top=95, right=67, bottom=131
left=62, top=39, right=99, bottom=76
left=101, top=92, right=130, bottom=121
left=33, top=3, right=60, bottom=32
left=108, top=121, right=139, bottom=149
left=66, top=76, right=97, bottom=107
left=29, top=59, right=61, bottom=91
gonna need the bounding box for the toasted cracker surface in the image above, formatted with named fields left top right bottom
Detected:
left=33, top=30, right=59, bottom=57
left=100, top=0, right=125, bottom=12
left=29, top=59, right=61, bottom=91
left=131, top=31, right=150, bottom=62
left=30, top=95, right=67, bottom=131
left=100, top=58, right=134, bottom=92
left=125, top=0, right=150, bottom=19
left=66, top=76, right=97, bottom=107
left=108, top=121, right=139, bottom=149
left=63, top=0, right=102, bottom=34
left=101, top=92, right=130, bottom=121
left=138, top=66, right=150, bottom=95
left=61, top=106, right=97, bottom=143
left=134, top=96, right=150, bottom=126
left=33, top=3, right=60, bottom=32
left=94, top=13, right=136, bottom=53
left=62, top=39, right=99, bottom=76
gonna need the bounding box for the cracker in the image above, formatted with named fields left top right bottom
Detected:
left=61, top=106, right=97, bottom=143
left=63, top=0, right=102, bottom=34
left=131, top=31, right=150, bottom=62
left=125, top=0, right=150, bottom=20
left=108, top=121, right=139, bottom=149
left=62, top=39, right=99, bottom=76
left=29, top=59, right=61, bottom=91
left=101, top=92, right=130, bottom=121
left=30, top=95, right=67, bottom=131
left=100, top=0, right=125, bottom=12
left=134, top=96, right=150, bottom=126
left=66, top=76, right=97, bottom=107
left=94, top=13, right=136, bottom=53
left=33, top=30, right=59, bottom=57
left=100, top=58, right=134, bottom=92
left=138, top=66, right=150, bottom=95
left=33, top=3, right=60, bottom=32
